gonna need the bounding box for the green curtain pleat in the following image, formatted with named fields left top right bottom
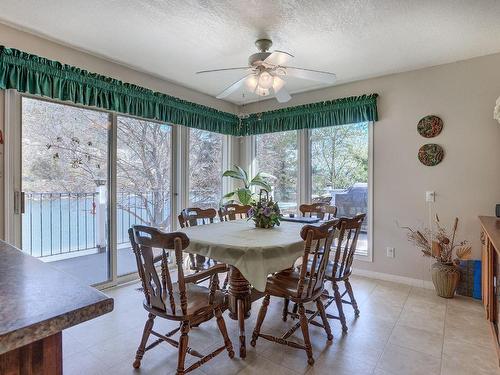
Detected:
left=0, top=46, right=240, bottom=135
left=0, top=46, right=378, bottom=136
left=240, top=94, right=378, bottom=135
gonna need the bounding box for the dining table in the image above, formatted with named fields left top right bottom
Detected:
left=179, top=219, right=306, bottom=358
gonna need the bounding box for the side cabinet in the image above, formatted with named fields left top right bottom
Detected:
left=480, top=216, right=500, bottom=367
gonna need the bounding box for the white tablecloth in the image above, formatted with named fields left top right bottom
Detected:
left=180, top=220, right=305, bottom=292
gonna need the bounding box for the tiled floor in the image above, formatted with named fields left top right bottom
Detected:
left=63, top=276, right=500, bottom=375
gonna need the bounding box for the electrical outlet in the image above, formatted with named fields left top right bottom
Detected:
left=386, top=247, right=395, bottom=258
left=426, top=191, right=435, bottom=202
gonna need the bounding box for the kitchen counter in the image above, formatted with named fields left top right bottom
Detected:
left=0, top=240, right=113, bottom=373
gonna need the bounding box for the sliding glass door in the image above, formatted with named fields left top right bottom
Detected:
left=21, top=97, right=111, bottom=285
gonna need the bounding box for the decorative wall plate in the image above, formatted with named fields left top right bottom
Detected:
left=418, top=144, right=444, bottom=166
left=417, top=115, right=443, bottom=138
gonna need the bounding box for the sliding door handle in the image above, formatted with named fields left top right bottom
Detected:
left=13, top=191, right=25, bottom=214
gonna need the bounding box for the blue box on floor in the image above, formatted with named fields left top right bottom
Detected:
left=457, top=260, right=481, bottom=300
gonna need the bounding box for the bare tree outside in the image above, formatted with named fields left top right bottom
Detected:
left=256, top=131, right=298, bottom=214
left=311, top=123, right=368, bottom=195
left=188, top=128, right=223, bottom=209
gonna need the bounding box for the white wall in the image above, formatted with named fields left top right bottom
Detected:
left=242, top=53, right=500, bottom=281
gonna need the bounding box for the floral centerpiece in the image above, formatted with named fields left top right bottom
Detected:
left=248, top=190, right=281, bottom=229
left=402, top=214, right=471, bottom=298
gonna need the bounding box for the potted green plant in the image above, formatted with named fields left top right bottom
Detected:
left=221, top=165, right=273, bottom=205
left=403, top=215, right=471, bottom=298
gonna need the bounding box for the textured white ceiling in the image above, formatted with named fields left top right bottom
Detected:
left=1, top=0, right=500, bottom=104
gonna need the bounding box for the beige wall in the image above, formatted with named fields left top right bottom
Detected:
left=243, top=53, right=500, bottom=281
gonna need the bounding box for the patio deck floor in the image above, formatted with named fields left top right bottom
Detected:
left=45, top=247, right=137, bottom=285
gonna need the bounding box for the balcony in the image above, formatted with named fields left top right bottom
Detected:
left=22, top=191, right=168, bottom=285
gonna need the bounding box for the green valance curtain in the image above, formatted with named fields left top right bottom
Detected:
left=0, top=46, right=240, bottom=135
left=241, top=94, right=378, bottom=135
left=0, top=46, right=378, bottom=136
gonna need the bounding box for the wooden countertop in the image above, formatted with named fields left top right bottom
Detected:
left=0, top=241, right=114, bottom=354
left=479, top=216, right=500, bottom=251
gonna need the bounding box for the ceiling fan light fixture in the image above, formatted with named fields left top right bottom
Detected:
left=258, top=71, right=274, bottom=90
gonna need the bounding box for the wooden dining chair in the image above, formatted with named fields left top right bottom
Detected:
left=250, top=220, right=339, bottom=365
left=322, top=214, right=366, bottom=332
left=128, top=225, right=233, bottom=375
left=178, top=207, right=218, bottom=272
left=322, top=205, right=338, bottom=220
left=218, top=203, right=252, bottom=221
left=299, top=202, right=327, bottom=219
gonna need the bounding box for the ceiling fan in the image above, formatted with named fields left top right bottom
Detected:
left=196, top=39, right=336, bottom=103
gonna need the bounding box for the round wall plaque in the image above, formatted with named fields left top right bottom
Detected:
left=418, top=144, right=444, bottom=166
left=417, top=115, right=443, bottom=138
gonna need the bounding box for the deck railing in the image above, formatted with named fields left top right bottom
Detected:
left=22, top=191, right=171, bottom=258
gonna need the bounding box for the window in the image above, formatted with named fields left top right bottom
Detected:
left=116, top=116, right=172, bottom=275
left=255, top=131, right=298, bottom=215
left=311, top=122, right=370, bottom=256
left=188, top=128, right=224, bottom=209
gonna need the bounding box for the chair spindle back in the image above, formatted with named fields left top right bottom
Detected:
left=296, top=219, right=339, bottom=299
left=299, top=203, right=327, bottom=219
left=218, top=204, right=252, bottom=221
left=129, top=225, right=190, bottom=316
left=178, top=207, right=217, bottom=228
left=331, top=214, right=366, bottom=280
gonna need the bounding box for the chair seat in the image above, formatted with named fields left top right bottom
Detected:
left=145, top=282, right=226, bottom=319
left=265, top=269, right=323, bottom=302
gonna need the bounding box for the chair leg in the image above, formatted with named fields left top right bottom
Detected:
left=251, top=294, right=270, bottom=347
left=282, top=298, right=290, bottom=322
left=133, top=313, right=155, bottom=368
left=176, top=321, right=190, bottom=375
left=345, top=278, right=360, bottom=316
left=316, top=298, right=333, bottom=341
left=298, top=304, right=314, bottom=366
left=332, top=281, right=348, bottom=332
left=215, top=308, right=235, bottom=358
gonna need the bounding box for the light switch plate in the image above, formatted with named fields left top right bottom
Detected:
left=386, top=247, right=395, bottom=258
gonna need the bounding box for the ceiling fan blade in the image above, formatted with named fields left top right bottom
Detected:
left=283, top=67, right=336, bottom=84
left=196, top=67, right=250, bottom=74
left=274, top=87, right=292, bottom=103
left=264, top=50, right=294, bottom=66
left=216, top=75, right=252, bottom=99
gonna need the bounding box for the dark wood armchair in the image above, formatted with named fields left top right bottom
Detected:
left=128, top=225, right=233, bottom=375
left=250, top=220, right=339, bottom=365
left=218, top=203, right=252, bottom=221
left=178, top=207, right=218, bottom=272
left=322, top=205, right=338, bottom=220
left=299, top=202, right=327, bottom=219
left=323, top=214, right=366, bottom=332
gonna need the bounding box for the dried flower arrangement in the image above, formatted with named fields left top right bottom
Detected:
left=402, top=214, right=471, bottom=265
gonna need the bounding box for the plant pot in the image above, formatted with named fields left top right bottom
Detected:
left=431, top=262, right=460, bottom=298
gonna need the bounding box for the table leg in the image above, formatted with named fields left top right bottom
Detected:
left=228, top=266, right=252, bottom=358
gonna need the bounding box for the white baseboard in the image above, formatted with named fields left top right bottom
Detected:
left=353, top=268, right=434, bottom=290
